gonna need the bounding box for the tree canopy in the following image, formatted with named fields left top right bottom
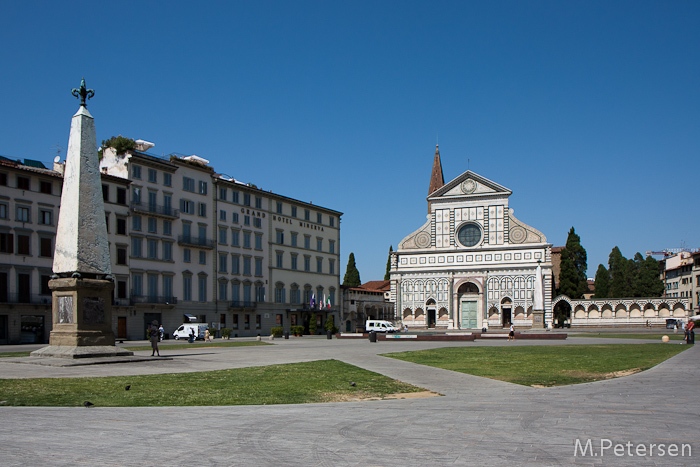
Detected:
left=556, top=227, right=588, bottom=299
left=593, top=264, right=610, bottom=299
left=601, top=248, right=663, bottom=298
left=343, top=252, right=361, bottom=287
left=384, top=246, right=393, bottom=281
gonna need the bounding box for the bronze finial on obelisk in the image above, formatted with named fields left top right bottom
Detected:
left=71, top=78, right=94, bottom=107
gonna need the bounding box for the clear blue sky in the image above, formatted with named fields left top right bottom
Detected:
left=2, top=1, right=699, bottom=280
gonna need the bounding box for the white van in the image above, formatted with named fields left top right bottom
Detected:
left=173, top=323, right=209, bottom=340
left=365, top=320, right=398, bottom=333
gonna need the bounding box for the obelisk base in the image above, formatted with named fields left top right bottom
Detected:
left=532, top=310, right=546, bottom=329
left=30, top=277, right=133, bottom=358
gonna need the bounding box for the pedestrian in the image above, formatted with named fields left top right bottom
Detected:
left=149, top=320, right=160, bottom=356
left=158, top=324, right=164, bottom=341
left=682, top=321, right=688, bottom=344
left=508, top=323, right=515, bottom=341
left=189, top=328, right=195, bottom=343
left=205, top=328, right=210, bottom=342
left=687, top=321, right=695, bottom=345
left=404, top=324, right=408, bottom=333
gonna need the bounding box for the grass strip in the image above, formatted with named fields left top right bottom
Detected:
left=123, top=341, right=270, bottom=351
left=383, top=344, right=689, bottom=387
left=574, top=333, right=685, bottom=340
left=0, top=359, right=425, bottom=407
left=0, top=352, right=32, bottom=358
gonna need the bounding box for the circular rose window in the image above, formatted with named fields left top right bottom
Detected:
left=457, top=223, right=481, bottom=248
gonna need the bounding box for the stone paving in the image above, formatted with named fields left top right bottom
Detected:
left=0, top=336, right=697, bottom=466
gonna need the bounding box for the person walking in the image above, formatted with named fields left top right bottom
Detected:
left=158, top=324, right=164, bottom=342
left=508, top=323, right=515, bottom=341
left=149, top=321, right=161, bottom=356
left=204, top=328, right=210, bottom=342
left=687, top=321, right=695, bottom=345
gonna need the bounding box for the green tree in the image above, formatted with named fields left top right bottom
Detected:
left=98, top=135, right=136, bottom=158
left=343, top=252, right=361, bottom=287
left=633, top=254, right=664, bottom=297
left=384, top=246, right=393, bottom=281
left=608, top=246, right=632, bottom=298
left=556, top=227, right=588, bottom=298
left=593, top=264, right=610, bottom=299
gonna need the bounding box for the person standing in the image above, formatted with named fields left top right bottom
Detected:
left=158, top=324, right=164, bottom=342
left=149, top=321, right=161, bottom=357
left=687, top=321, right=695, bottom=345
left=508, top=323, right=515, bottom=341
left=204, top=328, right=210, bottom=342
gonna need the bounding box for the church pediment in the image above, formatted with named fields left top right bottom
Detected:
left=428, top=170, right=512, bottom=201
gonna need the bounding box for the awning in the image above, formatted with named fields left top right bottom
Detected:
left=184, top=313, right=198, bottom=322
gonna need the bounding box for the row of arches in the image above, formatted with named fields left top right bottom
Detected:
left=552, top=295, right=689, bottom=323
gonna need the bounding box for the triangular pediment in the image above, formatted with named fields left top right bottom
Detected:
left=428, top=170, right=512, bottom=201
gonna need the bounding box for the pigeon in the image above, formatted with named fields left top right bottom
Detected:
left=125, top=385, right=131, bottom=391
left=83, top=401, right=94, bottom=408
left=350, top=382, right=356, bottom=387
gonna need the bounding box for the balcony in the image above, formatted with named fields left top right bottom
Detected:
left=130, top=294, right=178, bottom=306
left=130, top=202, right=180, bottom=219
left=177, top=235, right=215, bottom=249
left=0, top=293, right=52, bottom=305
left=229, top=300, right=257, bottom=310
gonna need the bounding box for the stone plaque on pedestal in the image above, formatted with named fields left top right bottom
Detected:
left=532, top=310, right=545, bottom=329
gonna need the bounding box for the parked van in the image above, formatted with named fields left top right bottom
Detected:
left=365, top=320, right=398, bottom=333
left=173, top=323, right=209, bottom=340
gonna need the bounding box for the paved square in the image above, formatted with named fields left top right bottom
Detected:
left=0, top=337, right=696, bottom=466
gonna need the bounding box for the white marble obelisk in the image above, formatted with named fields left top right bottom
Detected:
left=31, top=80, right=133, bottom=358
left=53, top=105, right=111, bottom=276
left=532, top=261, right=546, bottom=329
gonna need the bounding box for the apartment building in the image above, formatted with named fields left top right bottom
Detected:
left=0, top=143, right=342, bottom=344
left=661, top=251, right=697, bottom=315
left=0, top=157, right=60, bottom=344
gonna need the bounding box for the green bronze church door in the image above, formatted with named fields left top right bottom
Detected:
left=460, top=300, right=477, bottom=329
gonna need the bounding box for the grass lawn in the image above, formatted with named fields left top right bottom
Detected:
left=575, top=333, right=685, bottom=341
left=0, top=359, right=426, bottom=407
left=0, top=351, right=31, bottom=358
left=383, top=344, right=689, bottom=387
left=123, top=341, right=270, bottom=351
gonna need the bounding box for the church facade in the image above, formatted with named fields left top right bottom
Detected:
left=390, top=146, right=553, bottom=330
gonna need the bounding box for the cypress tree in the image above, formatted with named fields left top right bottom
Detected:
left=556, top=227, right=588, bottom=298
left=633, top=254, right=664, bottom=297
left=593, top=264, right=610, bottom=299
left=384, top=246, right=393, bottom=281
left=608, top=246, right=632, bottom=298
left=343, top=252, right=361, bottom=287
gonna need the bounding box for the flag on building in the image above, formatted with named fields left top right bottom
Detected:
left=310, top=293, right=315, bottom=309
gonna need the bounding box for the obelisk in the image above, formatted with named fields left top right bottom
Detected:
left=531, top=260, right=546, bottom=329
left=31, top=79, right=133, bottom=358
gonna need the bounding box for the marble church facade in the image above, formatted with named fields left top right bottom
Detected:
left=390, top=146, right=553, bottom=330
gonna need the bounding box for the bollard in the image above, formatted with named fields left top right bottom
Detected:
left=369, top=331, right=377, bottom=343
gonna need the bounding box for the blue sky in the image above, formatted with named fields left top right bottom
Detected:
left=2, top=1, right=699, bottom=281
